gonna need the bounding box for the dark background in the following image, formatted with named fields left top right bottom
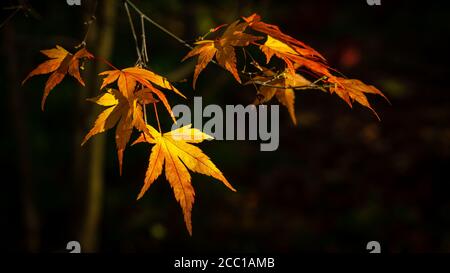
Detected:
left=1, top=0, right=449, bottom=253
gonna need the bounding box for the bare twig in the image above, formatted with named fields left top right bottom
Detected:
left=125, top=0, right=193, bottom=50
left=1, top=1, right=42, bottom=29
left=0, top=7, right=20, bottom=29
left=76, top=0, right=97, bottom=49
left=140, top=15, right=149, bottom=64
left=250, top=81, right=330, bottom=92
left=124, top=1, right=142, bottom=64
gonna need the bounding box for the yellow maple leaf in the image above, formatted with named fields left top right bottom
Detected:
left=132, top=124, right=236, bottom=235
left=99, top=66, right=185, bottom=122
left=263, top=35, right=299, bottom=56
left=82, top=88, right=156, bottom=174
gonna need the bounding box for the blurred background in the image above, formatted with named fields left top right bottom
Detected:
left=1, top=0, right=449, bottom=253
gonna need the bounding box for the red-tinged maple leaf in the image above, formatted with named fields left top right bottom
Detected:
left=259, top=35, right=332, bottom=78
left=82, top=88, right=157, bottom=174
left=132, top=124, right=236, bottom=235
left=243, top=13, right=326, bottom=61
left=99, top=66, right=185, bottom=122
left=182, top=20, right=262, bottom=88
left=22, top=45, right=93, bottom=110
left=248, top=67, right=311, bottom=125
left=328, top=76, right=389, bottom=119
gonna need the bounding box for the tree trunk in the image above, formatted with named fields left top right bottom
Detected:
left=78, top=0, right=117, bottom=253
left=3, top=24, right=40, bottom=252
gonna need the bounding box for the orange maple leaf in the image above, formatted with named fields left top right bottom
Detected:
left=328, top=76, right=389, bottom=119
left=182, top=20, right=262, bottom=88
left=243, top=13, right=325, bottom=61
left=132, top=124, right=236, bottom=235
left=242, top=16, right=387, bottom=118
left=82, top=88, right=157, bottom=174
left=22, top=45, right=93, bottom=110
left=99, top=66, right=185, bottom=122
left=259, top=35, right=332, bottom=77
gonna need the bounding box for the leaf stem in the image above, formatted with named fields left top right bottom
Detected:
left=143, top=103, right=148, bottom=124
left=153, top=102, right=162, bottom=133
left=95, top=56, right=119, bottom=70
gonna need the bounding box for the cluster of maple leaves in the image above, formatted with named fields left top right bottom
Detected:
left=23, top=13, right=387, bottom=235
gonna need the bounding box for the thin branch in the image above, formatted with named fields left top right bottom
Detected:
left=241, top=47, right=247, bottom=74
left=124, top=1, right=142, bottom=63
left=79, top=15, right=96, bottom=48
left=0, top=7, right=20, bottom=29
left=125, top=0, right=193, bottom=50
left=251, top=81, right=330, bottom=92
left=76, top=0, right=97, bottom=49
left=3, top=5, right=22, bottom=10
left=140, top=15, right=149, bottom=64
left=311, top=75, right=328, bottom=85
left=1, top=1, right=42, bottom=29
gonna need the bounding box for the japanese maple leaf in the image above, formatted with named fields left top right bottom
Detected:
left=22, top=45, right=93, bottom=110
left=81, top=88, right=157, bottom=174
left=328, top=76, right=389, bottom=119
left=260, top=36, right=332, bottom=77
left=132, top=124, right=236, bottom=235
left=243, top=13, right=325, bottom=61
left=182, top=20, right=262, bottom=88
left=248, top=68, right=311, bottom=125
left=99, top=66, right=185, bottom=122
